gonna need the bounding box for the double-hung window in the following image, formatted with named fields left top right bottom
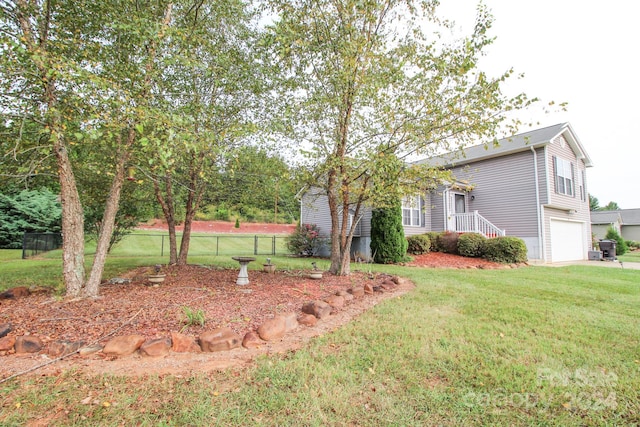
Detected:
left=554, top=157, right=574, bottom=196
left=402, top=195, right=422, bottom=227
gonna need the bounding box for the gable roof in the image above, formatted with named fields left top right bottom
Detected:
left=416, top=122, right=594, bottom=168
left=592, top=209, right=640, bottom=225
left=590, top=210, right=623, bottom=225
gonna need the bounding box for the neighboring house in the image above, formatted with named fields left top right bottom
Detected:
left=300, top=122, right=594, bottom=263
left=591, top=209, right=640, bottom=242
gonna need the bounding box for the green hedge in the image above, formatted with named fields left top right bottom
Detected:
left=457, top=233, right=486, bottom=258
left=407, top=234, right=431, bottom=255
left=437, top=232, right=459, bottom=254
left=482, top=236, right=528, bottom=264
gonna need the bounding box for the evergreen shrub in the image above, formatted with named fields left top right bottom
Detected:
left=482, top=236, right=528, bottom=264
left=437, top=231, right=460, bottom=254
left=424, top=231, right=443, bottom=252
left=407, top=234, right=431, bottom=255
left=457, top=233, right=486, bottom=257
left=370, top=204, right=407, bottom=264
left=604, top=226, right=627, bottom=256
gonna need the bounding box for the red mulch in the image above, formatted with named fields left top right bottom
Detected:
left=1, top=265, right=370, bottom=349
left=405, top=252, right=506, bottom=269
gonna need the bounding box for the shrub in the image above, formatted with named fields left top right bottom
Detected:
left=457, top=233, right=486, bottom=257
left=424, top=231, right=443, bottom=252
left=626, top=240, right=640, bottom=251
left=286, top=223, right=326, bottom=256
left=407, top=234, right=431, bottom=255
left=370, top=203, right=407, bottom=264
left=482, top=236, right=528, bottom=264
left=604, top=226, right=627, bottom=256
left=437, top=231, right=460, bottom=254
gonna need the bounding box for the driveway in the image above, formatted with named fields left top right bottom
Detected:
left=542, top=260, right=640, bottom=270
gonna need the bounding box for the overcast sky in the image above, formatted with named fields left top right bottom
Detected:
left=436, top=0, right=639, bottom=209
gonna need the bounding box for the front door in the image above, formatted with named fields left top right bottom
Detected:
left=447, top=192, right=466, bottom=231
left=454, top=194, right=466, bottom=214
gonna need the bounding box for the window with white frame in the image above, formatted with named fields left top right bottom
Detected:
left=402, top=195, right=422, bottom=227
left=554, top=157, right=574, bottom=196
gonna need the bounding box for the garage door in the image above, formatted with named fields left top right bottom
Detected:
left=550, top=219, right=585, bottom=262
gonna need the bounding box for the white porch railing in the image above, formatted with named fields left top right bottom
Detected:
left=450, top=211, right=505, bottom=238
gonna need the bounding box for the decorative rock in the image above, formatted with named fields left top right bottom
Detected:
left=348, top=285, right=365, bottom=297
left=364, top=283, right=374, bottom=295
left=139, top=337, right=172, bottom=357
left=336, top=290, right=354, bottom=302
left=257, top=315, right=287, bottom=341
left=79, top=344, right=103, bottom=356
left=301, top=300, right=332, bottom=319
left=199, top=328, right=241, bottom=352
left=324, top=294, right=345, bottom=309
left=0, top=335, right=16, bottom=352
left=102, top=335, right=145, bottom=356
left=0, top=323, right=11, bottom=338
left=47, top=340, right=85, bottom=358
left=380, top=280, right=396, bottom=291
left=15, top=336, right=43, bottom=354
left=283, top=312, right=299, bottom=332
left=0, top=286, right=30, bottom=299
left=297, top=313, right=318, bottom=327
left=242, top=331, right=264, bottom=349
left=171, top=332, right=201, bottom=353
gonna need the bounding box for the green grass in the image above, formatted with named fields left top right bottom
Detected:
left=1, top=260, right=639, bottom=425
left=0, top=231, right=298, bottom=292
left=618, top=249, right=640, bottom=263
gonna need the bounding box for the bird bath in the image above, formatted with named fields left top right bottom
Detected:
left=231, top=256, right=256, bottom=285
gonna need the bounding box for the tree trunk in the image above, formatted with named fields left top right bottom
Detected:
left=177, top=151, right=206, bottom=265
left=56, top=139, right=86, bottom=297
left=153, top=173, right=178, bottom=264
left=83, top=131, right=133, bottom=297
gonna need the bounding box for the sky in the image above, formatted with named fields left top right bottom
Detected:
left=436, top=0, right=639, bottom=209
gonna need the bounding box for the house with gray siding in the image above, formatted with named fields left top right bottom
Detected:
left=300, top=122, right=594, bottom=262
left=591, top=209, right=640, bottom=242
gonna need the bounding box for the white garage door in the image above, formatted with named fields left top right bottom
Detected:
left=550, top=219, right=585, bottom=262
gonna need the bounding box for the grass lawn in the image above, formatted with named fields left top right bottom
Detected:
left=618, top=249, right=640, bottom=263
left=1, top=257, right=639, bottom=425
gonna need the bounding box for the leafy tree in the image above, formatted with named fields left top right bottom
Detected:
left=207, top=146, right=300, bottom=223
left=370, top=202, right=407, bottom=264
left=265, top=0, right=535, bottom=275
left=589, top=194, right=600, bottom=211
left=0, top=189, right=61, bottom=248
left=142, top=0, right=263, bottom=265
left=1, top=0, right=193, bottom=295
left=601, top=201, right=621, bottom=211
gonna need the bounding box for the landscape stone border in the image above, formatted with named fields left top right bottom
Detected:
left=0, top=274, right=402, bottom=363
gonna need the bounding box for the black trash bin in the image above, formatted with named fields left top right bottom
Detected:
left=598, top=239, right=617, bottom=260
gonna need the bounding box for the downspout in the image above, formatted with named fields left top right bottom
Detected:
left=531, top=146, right=545, bottom=261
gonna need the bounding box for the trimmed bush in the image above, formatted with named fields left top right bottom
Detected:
left=482, top=236, right=528, bottom=264
left=457, top=233, right=486, bottom=258
left=604, top=226, right=627, bottom=256
left=423, top=231, right=442, bottom=252
left=407, top=234, right=431, bottom=255
left=370, top=203, right=408, bottom=264
left=437, top=231, right=460, bottom=254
